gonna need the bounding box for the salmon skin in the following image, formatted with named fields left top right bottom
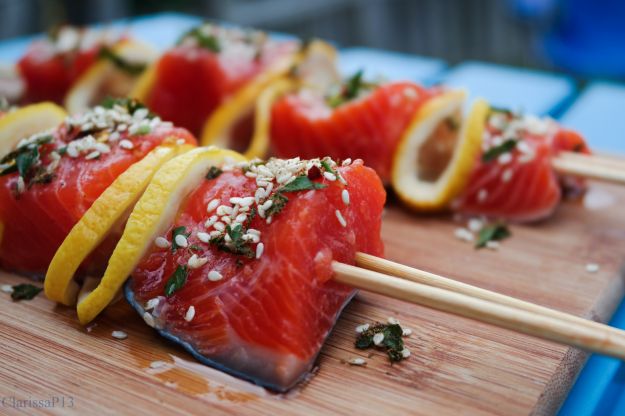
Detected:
left=145, top=24, right=298, bottom=136
left=0, top=99, right=196, bottom=276
left=453, top=108, right=590, bottom=222
left=126, top=158, right=385, bottom=391
left=17, top=26, right=126, bottom=105
left=270, top=75, right=438, bottom=182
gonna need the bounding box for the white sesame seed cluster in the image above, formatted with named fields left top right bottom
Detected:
left=63, top=104, right=173, bottom=160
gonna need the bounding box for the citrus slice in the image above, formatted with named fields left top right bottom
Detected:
left=294, top=39, right=340, bottom=90
left=199, top=53, right=297, bottom=153
left=44, top=142, right=194, bottom=306
left=391, top=91, right=484, bottom=211
left=65, top=40, right=158, bottom=114
left=0, top=102, right=66, bottom=157
left=76, top=146, right=246, bottom=324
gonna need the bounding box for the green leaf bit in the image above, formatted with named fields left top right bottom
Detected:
left=171, top=226, right=190, bottom=253
left=355, top=323, right=408, bottom=363
left=326, top=70, right=377, bottom=108
left=164, top=265, right=189, bottom=297
left=205, top=166, right=223, bottom=180
left=11, top=284, right=43, bottom=301
left=178, top=26, right=221, bottom=52
left=100, top=97, right=152, bottom=117
left=263, top=174, right=327, bottom=218
left=210, top=223, right=255, bottom=258
left=98, top=46, right=147, bottom=76
left=482, top=139, right=517, bottom=163
left=0, top=135, right=54, bottom=190
left=475, top=223, right=511, bottom=249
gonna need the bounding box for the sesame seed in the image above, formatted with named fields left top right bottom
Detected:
left=207, top=199, right=220, bottom=213
left=261, top=200, right=273, bottom=211
left=501, top=169, right=513, bottom=183
left=485, top=241, right=500, bottom=250
left=335, top=210, right=347, bottom=227
left=401, top=348, right=411, bottom=358
left=154, top=236, right=170, bottom=248
left=216, top=205, right=232, bottom=216
left=197, top=232, right=210, bottom=243
left=355, top=323, right=370, bottom=333
left=149, top=360, right=167, bottom=369
left=16, top=176, right=25, bottom=193
left=145, top=298, right=160, bottom=311
left=187, top=254, right=208, bottom=269
left=143, top=312, right=156, bottom=328
left=174, top=234, right=188, bottom=248
left=208, top=270, right=223, bottom=282
left=111, top=330, right=127, bottom=340
left=348, top=357, right=367, bottom=366
left=477, top=189, right=488, bottom=203
left=387, top=317, right=400, bottom=325
left=497, top=152, right=513, bottom=165
left=256, top=242, right=264, bottom=259
left=342, top=189, right=350, bottom=205
left=184, top=305, right=196, bottom=322
left=323, top=172, right=337, bottom=181
left=213, top=222, right=225, bottom=232
left=467, top=218, right=483, bottom=233
left=586, top=263, right=600, bottom=273
left=85, top=150, right=100, bottom=160
left=454, top=227, right=474, bottom=242
left=205, top=215, right=218, bottom=228
left=342, top=158, right=352, bottom=166
left=402, top=328, right=413, bottom=337
left=372, top=333, right=385, bottom=346
left=1, top=284, right=14, bottom=294
left=119, top=139, right=134, bottom=150
left=235, top=214, right=247, bottom=224
left=266, top=216, right=273, bottom=225
left=209, top=230, right=221, bottom=239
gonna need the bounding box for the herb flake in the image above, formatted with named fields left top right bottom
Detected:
left=280, top=175, right=326, bottom=193
left=355, top=322, right=407, bottom=363
left=205, top=166, right=223, bottom=180
left=11, top=284, right=43, bottom=301
left=164, top=265, right=188, bottom=297
left=178, top=26, right=221, bottom=52
left=475, top=223, right=511, bottom=249
left=482, top=139, right=517, bottom=163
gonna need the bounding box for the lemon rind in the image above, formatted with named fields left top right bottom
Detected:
left=76, top=146, right=246, bottom=324
left=44, top=142, right=193, bottom=306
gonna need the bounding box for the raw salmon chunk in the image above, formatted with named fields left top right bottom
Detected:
left=127, top=157, right=385, bottom=391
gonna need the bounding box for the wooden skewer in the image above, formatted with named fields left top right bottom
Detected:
left=355, top=253, right=624, bottom=337
left=559, top=151, right=625, bottom=170
left=333, top=260, right=625, bottom=360
left=552, top=153, right=625, bottom=185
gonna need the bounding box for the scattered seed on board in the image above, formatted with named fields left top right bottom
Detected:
left=1, top=284, right=13, bottom=294
left=355, top=323, right=370, bottom=334
left=150, top=360, right=167, bottom=369
left=401, top=348, right=411, bottom=358
left=454, top=227, right=474, bottom=242
left=387, top=317, right=400, bottom=325
left=402, top=328, right=413, bottom=337
left=143, top=312, right=156, bottom=328
left=349, top=357, right=367, bottom=366
left=586, top=263, right=600, bottom=273
left=111, top=330, right=128, bottom=340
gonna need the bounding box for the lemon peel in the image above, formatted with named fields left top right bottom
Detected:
left=76, top=146, right=245, bottom=324
left=392, top=91, right=484, bottom=211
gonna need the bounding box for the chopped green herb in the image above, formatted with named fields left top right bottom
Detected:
left=280, top=175, right=326, bottom=193
left=0, top=135, right=52, bottom=178
left=171, top=226, right=190, bottom=253
left=11, top=284, right=43, bottom=301
left=482, top=139, right=517, bottom=163
left=320, top=160, right=337, bottom=176
left=210, top=223, right=255, bottom=258
left=355, top=322, right=407, bottom=363
left=135, top=125, right=151, bottom=135
left=326, top=70, right=377, bottom=108
left=475, top=223, right=511, bottom=249
left=164, top=265, right=188, bottom=297
left=264, top=192, right=288, bottom=217
left=178, top=26, right=221, bottom=52
left=98, top=46, right=147, bottom=76
left=57, top=146, right=67, bottom=155
left=100, top=97, right=151, bottom=117
left=189, top=244, right=202, bottom=251
left=205, top=166, right=223, bottom=180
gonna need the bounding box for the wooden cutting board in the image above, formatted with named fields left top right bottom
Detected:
left=1, top=182, right=624, bottom=416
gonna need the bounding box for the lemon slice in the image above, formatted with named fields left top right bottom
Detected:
left=65, top=40, right=158, bottom=114
left=200, top=52, right=298, bottom=155
left=0, top=102, right=66, bottom=158
left=76, top=146, right=246, bottom=324
left=294, top=39, right=340, bottom=90
left=44, top=142, right=194, bottom=306
left=392, top=91, right=484, bottom=211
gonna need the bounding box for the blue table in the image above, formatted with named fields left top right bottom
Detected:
left=1, top=12, right=624, bottom=415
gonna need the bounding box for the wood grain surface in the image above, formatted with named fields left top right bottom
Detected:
left=1, top=182, right=624, bottom=416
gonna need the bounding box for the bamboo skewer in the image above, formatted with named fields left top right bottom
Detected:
left=354, top=253, right=623, bottom=336
left=332, top=261, right=625, bottom=360
left=552, top=153, right=625, bottom=185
